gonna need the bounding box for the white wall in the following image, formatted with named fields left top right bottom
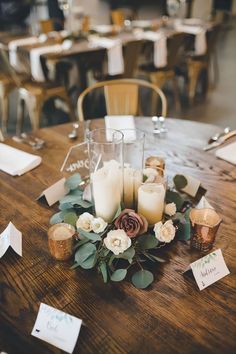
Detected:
left=72, top=0, right=110, bottom=24
left=192, top=0, right=213, bottom=20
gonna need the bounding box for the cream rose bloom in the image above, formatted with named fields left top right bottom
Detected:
left=91, top=217, right=107, bottom=233
left=164, top=202, right=177, bottom=216
left=154, top=220, right=176, bottom=243
left=104, top=229, right=131, bottom=255
left=76, top=212, right=94, bottom=232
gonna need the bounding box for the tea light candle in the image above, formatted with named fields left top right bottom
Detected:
left=92, top=161, right=122, bottom=222
left=48, top=223, right=75, bottom=261
left=138, top=183, right=165, bottom=225
left=145, top=156, right=165, bottom=175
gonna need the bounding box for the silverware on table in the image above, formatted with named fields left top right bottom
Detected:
left=203, top=130, right=236, bottom=151
left=12, top=133, right=45, bottom=150
left=152, top=116, right=168, bottom=135
left=68, top=123, right=80, bottom=140
left=208, top=127, right=231, bottom=144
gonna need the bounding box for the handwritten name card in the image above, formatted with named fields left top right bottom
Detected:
left=190, top=249, right=230, bottom=290
left=31, top=303, right=82, bottom=353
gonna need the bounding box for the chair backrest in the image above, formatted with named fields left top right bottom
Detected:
left=166, top=32, right=186, bottom=69
left=122, top=40, right=143, bottom=78
left=77, top=78, right=167, bottom=121
left=0, top=45, right=23, bottom=87
left=111, top=10, right=125, bottom=27
left=206, top=23, right=221, bottom=60
left=40, top=19, right=54, bottom=34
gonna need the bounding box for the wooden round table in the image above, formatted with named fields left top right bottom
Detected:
left=0, top=118, right=235, bottom=354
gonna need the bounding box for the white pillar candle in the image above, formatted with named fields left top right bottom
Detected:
left=123, top=167, right=134, bottom=208
left=92, top=161, right=122, bottom=222
left=134, top=170, right=143, bottom=205
left=138, top=183, right=165, bottom=225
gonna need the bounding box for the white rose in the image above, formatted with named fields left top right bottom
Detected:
left=104, top=229, right=131, bottom=255
left=154, top=220, right=176, bottom=243
left=165, top=202, right=177, bottom=216
left=76, top=212, right=94, bottom=232
left=91, top=217, right=107, bottom=233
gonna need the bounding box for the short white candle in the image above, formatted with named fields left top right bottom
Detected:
left=138, top=183, right=165, bottom=225
left=92, top=160, right=122, bottom=222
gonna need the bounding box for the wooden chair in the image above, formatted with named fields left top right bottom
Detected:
left=77, top=78, right=167, bottom=122
left=0, top=73, right=15, bottom=135
left=111, top=9, right=125, bottom=27
left=40, top=19, right=54, bottom=34
left=186, top=24, right=221, bottom=102
left=139, top=33, right=186, bottom=111
left=0, top=46, right=76, bottom=134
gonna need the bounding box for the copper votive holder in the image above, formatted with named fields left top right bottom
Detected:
left=145, top=156, right=165, bottom=176
left=189, top=208, right=222, bottom=252
left=48, top=223, right=76, bottom=261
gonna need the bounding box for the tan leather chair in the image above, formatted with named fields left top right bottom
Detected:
left=77, top=78, right=167, bottom=122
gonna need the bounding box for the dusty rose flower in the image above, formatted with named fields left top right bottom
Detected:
left=114, top=209, right=148, bottom=238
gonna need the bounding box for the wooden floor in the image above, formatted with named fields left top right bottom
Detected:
left=6, top=18, right=236, bottom=134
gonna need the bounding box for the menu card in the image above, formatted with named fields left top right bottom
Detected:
left=31, top=303, right=82, bottom=354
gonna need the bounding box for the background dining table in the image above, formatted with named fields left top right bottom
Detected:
left=0, top=118, right=235, bottom=354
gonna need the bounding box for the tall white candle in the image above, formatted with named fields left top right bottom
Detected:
left=92, top=160, right=122, bottom=222
left=138, top=183, right=165, bottom=225
left=123, top=167, right=134, bottom=208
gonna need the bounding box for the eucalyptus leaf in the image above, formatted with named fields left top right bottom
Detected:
left=74, top=243, right=96, bottom=264
left=77, top=228, right=101, bottom=242
left=74, top=238, right=90, bottom=250
left=49, top=212, right=64, bottom=225
left=173, top=174, right=188, bottom=190
left=59, top=202, right=74, bottom=211
left=110, top=269, right=127, bottom=282
left=147, top=254, right=165, bottom=263
left=60, top=194, right=82, bottom=205
left=99, top=262, right=108, bottom=283
left=75, top=199, right=93, bottom=208
left=115, top=247, right=135, bottom=260
left=166, top=190, right=185, bottom=211
left=112, top=205, right=122, bottom=221
left=131, top=270, right=154, bottom=289
left=138, top=234, right=159, bottom=250
left=80, top=253, right=97, bottom=269
left=63, top=211, right=78, bottom=226
left=70, top=262, right=80, bottom=270
left=176, top=220, right=191, bottom=241
left=65, top=173, right=82, bottom=190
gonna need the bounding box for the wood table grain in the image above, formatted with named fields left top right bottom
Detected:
left=0, top=118, right=235, bottom=354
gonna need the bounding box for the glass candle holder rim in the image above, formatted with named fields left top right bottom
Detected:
left=87, top=128, right=124, bottom=145
left=48, top=222, right=76, bottom=238
left=189, top=208, right=222, bottom=228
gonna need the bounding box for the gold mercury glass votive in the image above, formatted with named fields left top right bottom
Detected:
left=189, top=208, right=222, bottom=252
left=145, top=156, right=165, bottom=176
left=48, top=223, right=76, bottom=261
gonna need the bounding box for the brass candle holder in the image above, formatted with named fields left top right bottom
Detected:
left=145, top=156, right=165, bottom=176
left=48, top=223, right=76, bottom=261
left=189, top=208, right=222, bottom=252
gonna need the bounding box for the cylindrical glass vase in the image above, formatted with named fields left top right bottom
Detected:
left=88, top=128, right=124, bottom=223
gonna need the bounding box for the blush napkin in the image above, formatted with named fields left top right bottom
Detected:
left=0, top=143, right=42, bottom=176
left=215, top=142, right=236, bottom=165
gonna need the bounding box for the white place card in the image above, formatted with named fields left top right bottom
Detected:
left=31, top=303, right=82, bottom=354
left=37, top=178, right=69, bottom=206
left=196, top=196, right=214, bottom=210
left=190, top=249, right=230, bottom=291
left=181, top=174, right=201, bottom=197
left=0, top=222, right=22, bottom=258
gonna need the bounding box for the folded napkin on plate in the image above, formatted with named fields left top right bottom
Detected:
left=105, top=115, right=136, bottom=142
left=174, top=24, right=206, bottom=55
left=9, top=37, right=39, bottom=71
left=89, top=37, right=124, bottom=76
left=30, top=43, right=72, bottom=81
left=0, top=143, right=42, bottom=176
left=135, top=31, right=167, bottom=68
left=215, top=142, right=236, bottom=165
